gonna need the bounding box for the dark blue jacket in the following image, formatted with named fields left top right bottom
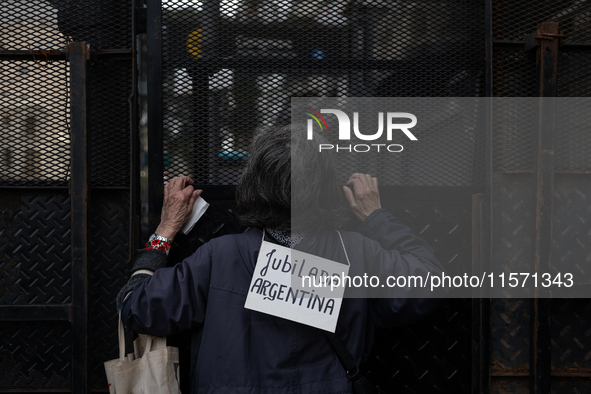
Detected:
left=121, top=209, right=443, bottom=394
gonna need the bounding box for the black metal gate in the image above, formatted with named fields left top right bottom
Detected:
left=2, top=0, right=591, bottom=392
left=484, top=2, right=591, bottom=392
left=0, top=0, right=140, bottom=391
left=147, top=1, right=591, bottom=393
left=148, top=1, right=485, bottom=393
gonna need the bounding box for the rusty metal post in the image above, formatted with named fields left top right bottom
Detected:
left=69, top=41, right=90, bottom=393
left=530, top=22, right=560, bottom=394
left=473, top=0, right=493, bottom=390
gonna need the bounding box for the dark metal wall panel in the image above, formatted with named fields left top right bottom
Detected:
left=491, top=299, right=531, bottom=374
left=551, top=299, right=591, bottom=372
left=361, top=201, right=473, bottom=392
left=0, top=191, right=73, bottom=390
left=550, top=379, right=591, bottom=393
left=0, top=192, right=24, bottom=305
left=1, top=1, right=69, bottom=51
left=348, top=200, right=475, bottom=391
left=0, top=191, right=72, bottom=306
left=365, top=299, right=472, bottom=393
left=492, top=174, right=534, bottom=276
left=0, top=321, right=72, bottom=390
left=386, top=202, right=472, bottom=276
left=491, top=377, right=529, bottom=393
left=552, top=175, right=591, bottom=281
left=88, top=190, right=131, bottom=389
left=490, top=101, right=591, bottom=209
left=550, top=177, right=591, bottom=376
left=14, top=193, right=73, bottom=305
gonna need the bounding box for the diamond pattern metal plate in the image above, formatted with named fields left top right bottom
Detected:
left=360, top=201, right=472, bottom=392
left=0, top=191, right=132, bottom=390
left=88, top=190, right=131, bottom=389
left=490, top=174, right=533, bottom=381
left=492, top=174, right=534, bottom=284
left=0, top=321, right=71, bottom=390
left=0, top=191, right=72, bottom=306
left=365, top=298, right=472, bottom=393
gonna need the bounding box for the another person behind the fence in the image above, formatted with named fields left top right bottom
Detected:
left=116, top=124, right=443, bottom=394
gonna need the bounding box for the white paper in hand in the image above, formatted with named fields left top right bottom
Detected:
left=180, top=196, right=210, bottom=235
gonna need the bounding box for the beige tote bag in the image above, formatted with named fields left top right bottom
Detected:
left=104, top=314, right=181, bottom=394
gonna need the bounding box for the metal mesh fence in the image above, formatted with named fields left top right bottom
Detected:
left=1, top=0, right=69, bottom=51
left=557, top=52, right=591, bottom=95
left=1, top=0, right=135, bottom=391
left=0, top=0, right=133, bottom=187
left=490, top=2, right=591, bottom=389
left=161, top=0, right=486, bottom=186
left=492, top=2, right=591, bottom=173
left=1, top=2, right=70, bottom=187
left=491, top=98, right=536, bottom=172
left=492, top=97, right=591, bottom=179
left=88, top=59, right=132, bottom=187
left=290, top=97, right=486, bottom=187
left=0, top=0, right=131, bottom=51
left=493, top=0, right=591, bottom=44
left=0, top=59, right=70, bottom=186
left=555, top=98, right=591, bottom=172
left=492, top=49, right=537, bottom=98
left=156, top=4, right=485, bottom=393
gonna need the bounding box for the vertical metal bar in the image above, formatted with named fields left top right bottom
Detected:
left=349, top=2, right=365, bottom=97
left=472, top=193, right=490, bottom=394
left=485, top=0, right=493, bottom=99
left=531, top=297, right=552, bottom=394
left=130, top=0, right=141, bottom=253
left=478, top=0, right=493, bottom=392
left=147, top=0, right=164, bottom=234
left=69, top=41, right=90, bottom=394
left=362, top=5, right=373, bottom=94
left=530, top=21, right=559, bottom=394
left=202, top=0, right=220, bottom=58
left=199, top=0, right=221, bottom=184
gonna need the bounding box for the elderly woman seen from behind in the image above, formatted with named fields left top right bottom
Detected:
left=117, top=124, right=443, bottom=394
